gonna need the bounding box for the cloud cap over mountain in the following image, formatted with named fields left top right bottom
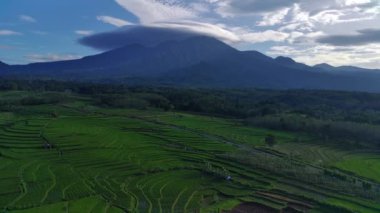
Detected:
left=79, top=25, right=229, bottom=50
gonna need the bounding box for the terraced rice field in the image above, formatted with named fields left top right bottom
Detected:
left=335, top=154, right=380, bottom=183
left=0, top=100, right=380, bottom=212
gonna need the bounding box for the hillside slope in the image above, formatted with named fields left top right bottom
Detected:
left=2, top=36, right=380, bottom=92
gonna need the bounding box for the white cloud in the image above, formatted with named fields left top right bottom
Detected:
left=20, top=15, right=37, bottom=23
left=112, top=0, right=240, bottom=43
left=268, top=43, right=380, bottom=69
left=100, top=0, right=380, bottom=68
left=340, top=0, right=372, bottom=6
left=252, top=0, right=380, bottom=50
left=115, top=0, right=196, bottom=23
left=97, top=16, right=134, bottom=27
left=254, top=0, right=380, bottom=33
left=75, top=30, right=94, bottom=36
left=212, top=0, right=297, bottom=17
left=310, top=7, right=377, bottom=25
left=239, top=30, right=289, bottom=43
left=190, top=2, right=210, bottom=13
left=256, top=8, right=290, bottom=26
left=25, top=53, right=82, bottom=63
left=289, top=31, right=325, bottom=44
left=154, top=21, right=241, bottom=43
left=112, top=0, right=289, bottom=45
left=0, top=30, right=21, bottom=36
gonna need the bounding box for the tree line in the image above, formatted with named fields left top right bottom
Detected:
left=2, top=79, right=380, bottom=150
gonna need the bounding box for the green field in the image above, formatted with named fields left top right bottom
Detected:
left=0, top=91, right=380, bottom=213
left=335, top=154, right=380, bottom=183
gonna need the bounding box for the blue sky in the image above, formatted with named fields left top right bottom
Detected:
left=0, top=0, right=138, bottom=64
left=1, top=0, right=380, bottom=68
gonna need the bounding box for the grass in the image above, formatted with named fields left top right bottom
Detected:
left=158, top=113, right=302, bottom=147
left=335, top=154, right=380, bottom=183
left=0, top=91, right=379, bottom=212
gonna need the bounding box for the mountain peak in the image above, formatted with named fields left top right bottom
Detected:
left=0, top=61, right=8, bottom=66
left=0, top=61, right=9, bottom=73
left=275, top=56, right=296, bottom=65
left=0, top=61, right=9, bottom=69
left=274, top=56, right=312, bottom=71
left=314, top=63, right=335, bottom=70
left=161, top=36, right=236, bottom=51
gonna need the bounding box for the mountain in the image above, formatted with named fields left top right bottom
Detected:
left=314, top=63, right=380, bottom=73
left=165, top=51, right=380, bottom=91
left=2, top=36, right=380, bottom=92
left=275, top=56, right=311, bottom=71
left=8, top=37, right=237, bottom=80
left=0, top=61, right=9, bottom=73
left=314, top=63, right=336, bottom=71
left=0, top=61, right=8, bottom=68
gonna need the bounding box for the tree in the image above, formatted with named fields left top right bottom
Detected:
left=265, top=134, right=277, bottom=147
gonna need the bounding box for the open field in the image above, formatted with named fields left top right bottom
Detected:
left=335, top=154, right=380, bottom=183
left=0, top=91, right=380, bottom=213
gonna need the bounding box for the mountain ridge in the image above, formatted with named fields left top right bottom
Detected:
left=2, top=36, right=380, bottom=92
left=0, top=61, right=8, bottom=67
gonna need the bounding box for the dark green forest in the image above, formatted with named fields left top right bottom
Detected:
left=2, top=79, right=380, bottom=150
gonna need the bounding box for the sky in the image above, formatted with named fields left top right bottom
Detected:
left=1, top=0, right=380, bottom=68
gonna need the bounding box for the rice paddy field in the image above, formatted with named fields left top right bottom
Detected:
left=0, top=91, right=379, bottom=213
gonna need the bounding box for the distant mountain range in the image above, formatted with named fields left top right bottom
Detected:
left=1, top=36, right=380, bottom=92
left=0, top=61, right=8, bottom=68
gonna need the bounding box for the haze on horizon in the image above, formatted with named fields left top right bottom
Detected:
left=1, top=0, right=380, bottom=69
